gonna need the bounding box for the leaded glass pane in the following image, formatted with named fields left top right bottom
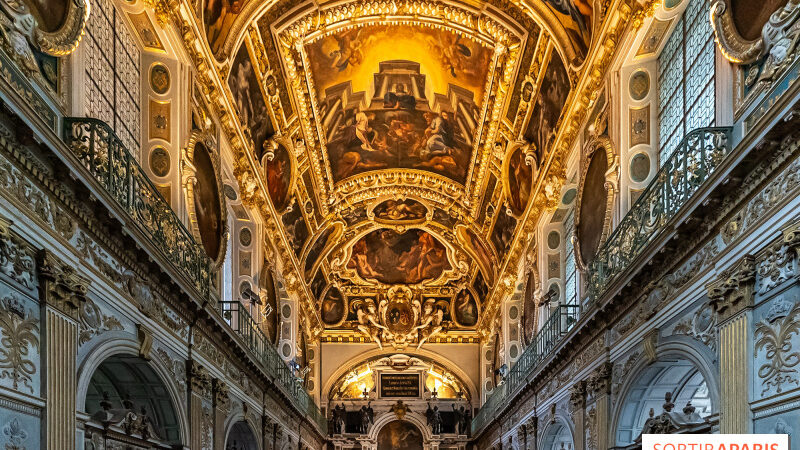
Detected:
left=84, top=0, right=141, bottom=152
left=657, top=0, right=715, bottom=163
left=564, top=210, right=577, bottom=305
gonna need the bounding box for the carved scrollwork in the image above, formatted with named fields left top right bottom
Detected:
left=709, top=0, right=765, bottom=64
left=0, top=293, right=38, bottom=392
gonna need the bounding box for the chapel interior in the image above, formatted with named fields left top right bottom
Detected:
left=0, top=0, right=798, bottom=448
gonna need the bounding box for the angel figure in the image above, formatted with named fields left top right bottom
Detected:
left=356, top=299, right=386, bottom=348
left=416, top=300, right=445, bottom=349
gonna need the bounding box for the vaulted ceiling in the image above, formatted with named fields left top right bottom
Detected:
left=185, top=0, right=625, bottom=346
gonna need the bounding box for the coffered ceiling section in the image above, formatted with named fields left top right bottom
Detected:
left=212, top=0, right=588, bottom=344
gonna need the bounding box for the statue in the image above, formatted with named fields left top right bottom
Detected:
left=415, top=299, right=445, bottom=349
left=430, top=405, right=443, bottom=435
left=332, top=403, right=347, bottom=434
left=453, top=404, right=468, bottom=435
left=359, top=402, right=374, bottom=434
left=464, top=407, right=472, bottom=436
left=356, top=298, right=386, bottom=349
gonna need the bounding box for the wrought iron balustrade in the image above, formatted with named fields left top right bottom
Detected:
left=63, top=117, right=213, bottom=299
left=471, top=126, right=734, bottom=436
left=471, top=304, right=579, bottom=434
left=63, top=117, right=327, bottom=434
left=219, top=300, right=327, bottom=431
left=587, top=127, right=732, bottom=301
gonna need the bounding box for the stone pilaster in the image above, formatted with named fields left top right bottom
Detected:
left=37, top=250, right=90, bottom=450
left=569, top=381, right=586, bottom=450
left=212, top=377, right=230, bottom=449
left=188, top=360, right=213, bottom=449
left=526, top=417, right=538, bottom=450
left=517, top=424, right=527, bottom=450
left=262, top=416, right=274, bottom=450
left=585, top=363, right=612, bottom=450
left=708, top=255, right=756, bottom=434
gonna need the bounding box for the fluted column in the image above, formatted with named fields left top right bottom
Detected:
left=213, top=378, right=230, bottom=449
left=708, top=255, right=755, bottom=433
left=569, top=382, right=586, bottom=450
left=37, top=250, right=90, bottom=450
left=188, top=360, right=213, bottom=449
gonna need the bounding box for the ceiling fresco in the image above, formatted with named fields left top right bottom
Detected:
left=176, top=0, right=631, bottom=347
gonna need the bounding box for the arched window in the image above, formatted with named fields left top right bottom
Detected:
left=84, top=355, right=183, bottom=448
left=221, top=218, right=234, bottom=303
left=615, top=358, right=712, bottom=446
left=226, top=421, right=259, bottom=450
left=541, top=421, right=574, bottom=450
left=563, top=208, right=578, bottom=307
left=657, top=0, right=716, bottom=162
left=83, top=0, right=141, bottom=152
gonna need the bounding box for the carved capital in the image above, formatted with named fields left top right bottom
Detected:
left=586, top=362, right=613, bottom=397
left=708, top=255, right=756, bottom=322
left=37, top=249, right=90, bottom=320
left=187, top=360, right=211, bottom=397
left=212, top=378, right=230, bottom=410
left=783, top=222, right=800, bottom=260
left=569, top=381, right=586, bottom=411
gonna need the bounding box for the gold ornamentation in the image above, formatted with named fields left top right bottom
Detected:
left=754, top=298, right=800, bottom=394
left=709, top=0, right=764, bottom=64
left=78, top=299, right=123, bottom=345
left=181, top=130, right=229, bottom=269
left=0, top=294, right=38, bottom=392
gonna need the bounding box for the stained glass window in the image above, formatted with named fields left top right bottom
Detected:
left=564, top=209, right=578, bottom=306
left=658, top=0, right=715, bottom=163
left=84, top=0, right=141, bottom=153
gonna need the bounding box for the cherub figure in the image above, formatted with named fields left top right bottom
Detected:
left=356, top=298, right=386, bottom=348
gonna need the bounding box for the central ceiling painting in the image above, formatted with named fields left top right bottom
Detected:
left=304, top=25, right=493, bottom=185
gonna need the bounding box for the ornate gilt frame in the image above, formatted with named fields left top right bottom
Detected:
left=181, top=129, right=229, bottom=270
left=573, top=135, right=618, bottom=271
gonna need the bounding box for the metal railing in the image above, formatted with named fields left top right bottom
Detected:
left=62, top=117, right=327, bottom=434
left=471, top=126, right=733, bottom=435
left=219, top=301, right=328, bottom=431
left=63, top=117, right=213, bottom=300
left=587, top=127, right=732, bottom=300
left=471, top=304, right=579, bottom=434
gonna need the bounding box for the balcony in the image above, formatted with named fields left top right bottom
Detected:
left=471, top=126, right=733, bottom=435
left=471, top=304, right=579, bottom=433
left=587, top=127, right=732, bottom=300
left=62, top=117, right=327, bottom=433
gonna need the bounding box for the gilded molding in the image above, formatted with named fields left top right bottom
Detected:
left=709, top=0, right=764, bottom=64
left=181, top=129, right=229, bottom=270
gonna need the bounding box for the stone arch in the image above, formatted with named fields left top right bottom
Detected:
left=610, top=337, right=719, bottom=447
left=76, top=335, right=190, bottom=446
left=538, top=415, right=576, bottom=450
left=225, top=419, right=261, bottom=450
left=321, top=349, right=479, bottom=407
left=368, top=411, right=431, bottom=446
